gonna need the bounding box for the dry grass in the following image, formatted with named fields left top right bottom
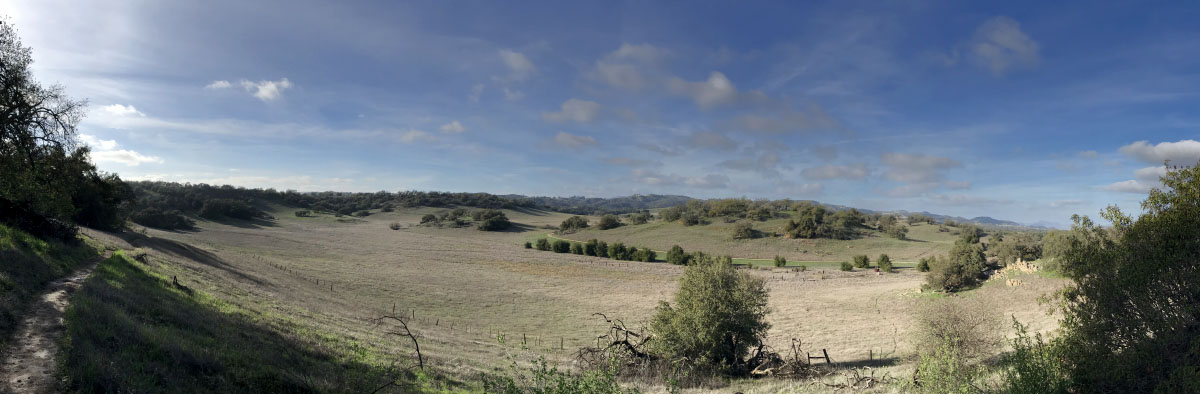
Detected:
left=94, top=207, right=1067, bottom=391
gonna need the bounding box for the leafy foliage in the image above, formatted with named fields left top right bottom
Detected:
left=840, top=261, right=853, bottom=271
left=773, top=255, right=786, bottom=268
left=877, top=254, right=893, bottom=273
left=783, top=204, right=861, bottom=240
left=730, top=222, right=756, bottom=240
left=649, top=258, right=770, bottom=373
left=560, top=216, right=589, bottom=233
left=474, top=209, right=511, bottom=231
left=596, top=214, right=621, bottom=230
left=853, top=255, right=870, bottom=269
left=535, top=238, right=551, bottom=251
left=130, top=208, right=194, bottom=230
left=925, top=231, right=988, bottom=292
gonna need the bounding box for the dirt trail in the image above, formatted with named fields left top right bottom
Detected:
left=0, top=251, right=109, bottom=394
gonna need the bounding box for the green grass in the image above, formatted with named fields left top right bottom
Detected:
left=0, top=223, right=98, bottom=347
left=60, top=251, right=446, bottom=393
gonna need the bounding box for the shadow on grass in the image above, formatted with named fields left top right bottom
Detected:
left=499, top=222, right=538, bottom=233
left=829, top=356, right=902, bottom=369
left=208, top=216, right=279, bottom=229
left=508, top=206, right=554, bottom=216
left=61, top=253, right=411, bottom=393
left=112, top=231, right=268, bottom=287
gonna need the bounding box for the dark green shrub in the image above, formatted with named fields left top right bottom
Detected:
left=570, top=243, right=583, bottom=255
left=638, top=248, right=656, bottom=262
left=475, top=209, right=511, bottom=231
left=560, top=216, right=589, bottom=233
left=773, top=255, right=786, bottom=268
left=999, top=318, right=1069, bottom=394
left=535, top=238, right=551, bottom=251
left=840, top=261, right=853, bottom=271
left=610, top=243, right=628, bottom=260
left=597, top=215, right=621, bottom=230
left=649, top=257, right=769, bottom=372
left=917, top=257, right=931, bottom=272
left=524, top=241, right=532, bottom=249
left=731, top=222, right=756, bottom=240
left=420, top=214, right=438, bottom=224
left=198, top=199, right=263, bottom=220
left=878, top=254, right=893, bottom=273
left=551, top=240, right=571, bottom=253
left=294, top=210, right=311, bottom=217
left=853, top=254, right=870, bottom=269
left=584, top=239, right=598, bottom=256
left=596, top=241, right=608, bottom=258
left=130, top=208, right=194, bottom=230
left=665, top=245, right=688, bottom=265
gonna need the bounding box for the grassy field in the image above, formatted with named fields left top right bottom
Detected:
left=72, top=207, right=1065, bottom=392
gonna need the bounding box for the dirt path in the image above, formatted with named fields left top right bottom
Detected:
left=0, top=252, right=109, bottom=394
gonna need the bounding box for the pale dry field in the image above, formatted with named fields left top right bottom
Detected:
left=91, top=207, right=1066, bottom=391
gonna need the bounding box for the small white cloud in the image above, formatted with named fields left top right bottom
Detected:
left=1103, top=180, right=1152, bottom=194
left=970, top=16, right=1040, bottom=75
left=684, top=174, right=730, bottom=189
left=928, top=194, right=1012, bottom=206
left=541, top=99, right=602, bottom=123
left=79, top=134, right=162, bottom=166
left=499, top=49, right=535, bottom=82
left=1118, top=139, right=1200, bottom=165
left=237, top=78, right=293, bottom=101
left=503, top=88, right=525, bottom=101
left=552, top=131, right=596, bottom=149
left=1050, top=199, right=1085, bottom=208
left=398, top=130, right=434, bottom=143
left=439, top=120, right=467, bottom=134
left=668, top=71, right=739, bottom=109
left=468, top=83, right=484, bottom=102
left=102, top=104, right=145, bottom=117
left=205, top=80, right=232, bottom=89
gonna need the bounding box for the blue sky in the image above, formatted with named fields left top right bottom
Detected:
left=4, top=1, right=1199, bottom=227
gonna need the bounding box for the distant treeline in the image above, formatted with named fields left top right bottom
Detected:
left=516, top=194, right=693, bottom=215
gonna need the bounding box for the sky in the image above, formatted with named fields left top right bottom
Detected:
left=3, top=1, right=1199, bottom=227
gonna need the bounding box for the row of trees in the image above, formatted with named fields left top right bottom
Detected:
left=418, top=208, right=510, bottom=231
left=530, top=238, right=656, bottom=262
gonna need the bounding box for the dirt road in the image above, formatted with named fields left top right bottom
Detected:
left=0, top=252, right=108, bottom=394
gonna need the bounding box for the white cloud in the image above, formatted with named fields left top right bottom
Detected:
left=880, top=152, right=963, bottom=183
left=79, top=134, right=162, bottom=166
left=552, top=131, right=596, bottom=149
left=499, top=49, right=535, bottom=82
left=631, top=169, right=729, bottom=189
left=685, top=174, right=730, bottom=189
left=439, top=120, right=467, bottom=134
left=801, top=163, right=869, bottom=180
left=593, top=63, right=647, bottom=90
left=1050, top=199, right=1086, bottom=208
left=239, top=78, right=293, bottom=101
left=885, top=182, right=942, bottom=198
left=398, top=129, right=434, bottom=143
left=1103, top=180, right=1153, bottom=194
left=503, top=87, right=524, bottom=101
left=102, top=104, right=145, bottom=117
left=776, top=181, right=824, bottom=196
left=468, top=83, right=484, bottom=102
left=668, top=71, right=739, bottom=109
left=587, top=43, right=670, bottom=90
left=928, top=194, right=1012, bottom=206
left=970, top=16, right=1040, bottom=75
left=1118, top=139, right=1200, bottom=165
left=205, top=80, right=232, bottom=89
left=611, top=43, right=670, bottom=63
left=541, top=99, right=601, bottom=123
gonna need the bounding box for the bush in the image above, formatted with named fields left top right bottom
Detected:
left=665, top=245, right=688, bottom=265
left=853, top=254, right=870, bottom=269
left=551, top=240, right=571, bottom=253
left=560, top=216, right=589, bottom=233
left=609, top=243, right=628, bottom=260
left=840, top=261, right=853, bottom=271
left=420, top=214, right=438, bottom=224
left=524, top=241, right=532, bottom=249
left=597, top=214, right=621, bottom=230
left=635, top=248, right=655, bottom=262
left=570, top=243, right=583, bottom=255
left=649, top=257, right=770, bottom=372
left=294, top=210, right=311, bottom=217
left=584, top=239, right=598, bottom=256
left=198, top=199, right=263, bottom=220
left=912, top=297, right=1001, bottom=392
left=482, top=354, right=638, bottom=394
left=796, top=265, right=807, bottom=272
left=731, top=222, right=756, bottom=240
left=535, top=238, right=551, bottom=251
left=596, top=241, right=608, bottom=258
left=998, top=318, right=1070, bottom=394
left=773, top=255, right=786, bottom=268
left=628, top=211, right=651, bottom=225
left=877, top=254, right=893, bottom=273
left=475, top=209, right=512, bottom=231
left=926, top=237, right=988, bottom=292
left=917, top=257, right=931, bottom=272
left=389, top=222, right=401, bottom=230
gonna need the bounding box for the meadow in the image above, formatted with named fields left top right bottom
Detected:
left=73, top=207, right=1066, bottom=392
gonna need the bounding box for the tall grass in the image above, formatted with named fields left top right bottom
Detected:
left=0, top=223, right=97, bottom=347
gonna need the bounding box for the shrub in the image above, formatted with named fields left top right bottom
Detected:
left=609, top=243, right=628, bottom=260
left=597, top=215, right=621, bottom=230
left=523, top=241, right=532, bottom=249
left=475, top=209, right=512, bottom=231
left=912, top=297, right=1001, bottom=392
left=649, top=257, right=770, bottom=372
left=926, top=237, right=987, bottom=292
left=535, top=238, right=551, bottom=251
left=773, top=255, right=786, bottom=268
left=665, top=245, right=688, bottom=265
left=635, top=248, right=655, bottom=262
left=560, top=216, right=589, bottom=233
left=389, top=222, right=401, bottom=230
left=840, top=261, right=853, bottom=271
left=731, top=222, right=756, bottom=240
left=998, top=318, right=1070, bottom=394
left=420, top=214, right=438, bottom=224
left=570, top=243, right=583, bottom=255
left=198, top=199, right=262, bottom=220
left=628, top=211, right=651, bottom=225
left=551, top=240, right=571, bottom=253
left=917, top=257, right=931, bottom=272
left=596, top=241, right=608, bottom=258
left=584, top=239, right=598, bottom=256
left=380, top=206, right=394, bottom=212
left=877, top=254, right=893, bottom=273
left=853, top=255, right=870, bottom=269
left=796, top=265, right=807, bottom=272
left=681, top=212, right=704, bottom=226
left=481, top=354, right=639, bottom=394
left=294, top=210, right=311, bottom=217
